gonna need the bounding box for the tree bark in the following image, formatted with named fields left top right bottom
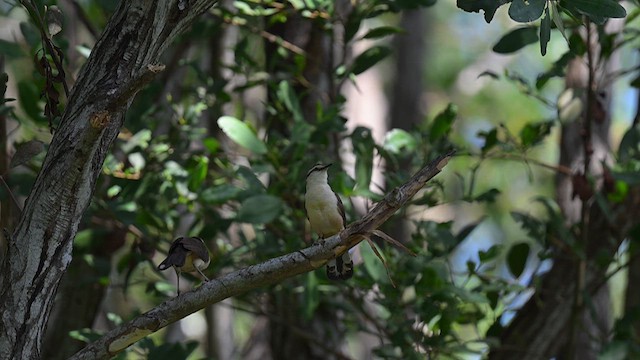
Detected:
left=0, top=1, right=218, bottom=358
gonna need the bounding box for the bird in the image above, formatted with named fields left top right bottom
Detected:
left=305, top=163, right=354, bottom=280
left=157, top=236, right=210, bottom=294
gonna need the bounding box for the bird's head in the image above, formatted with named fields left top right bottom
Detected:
left=306, top=163, right=332, bottom=182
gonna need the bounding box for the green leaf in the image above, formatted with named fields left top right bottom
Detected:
left=520, top=121, right=553, bottom=147
left=203, top=137, right=220, bottom=153
left=277, top=81, right=304, bottom=122
left=396, top=0, right=437, bottom=9
left=303, top=272, right=320, bottom=319
left=474, top=188, right=501, bottom=202
left=612, top=171, right=640, bottom=186
left=572, top=0, right=626, bottom=20
left=493, top=27, right=539, bottom=54
left=18, top=80, right=44, bottom=122
left=147, top=341, right=198, bottom=360
left=362, top=241, right=386, bottom=282
left=478, top=70, right=499, bottom=79
left=20, top=22, right=40, bottom=48
left=539, top=6, right=551, bottom=56
left=478, top=128, right=498, bottom=153
left=598, top=341, right=629, bottom=360
left=619, top=126, right=640, bottom=162
left=508, top=0, right=545, bottom=23
left=507, top=242, right=530, bottom=278
left=511, top=211, right=546, bottom=239
left=201, top=184, right=243, bottom=204
left=363, top=26, right=405, bottom=39
left=383, top=128, right=417, bottom=154
left=236, top=194, right=283, bottom=224
left=536, top=52, right=572, bottom=89
left=107, top=185, right=122, bottom=198
left=352, top=127, right=375, bottom=190
left=69, top=329, right=102, bottom=344
left=549, top=0, right=567, bottom=41
left=344, top=10, right=363, bottom=42
left=429, top=104, right=457, bottom=142
left=122, top=129, right=151, bottom=153
left=217, top=116, right=267, bottom=155
left=0, top=39, right=24, bottom=59
left=188, top=155, right=209, bottom=190
left=479, top=245, right=502, bottom=263
left=351, top=46, right=392, bottom=75
left=236, top=166, right=266, bottom=194
left=457, top=0, right=511, bottom=23
left=455, top=218, right=485, bottom=242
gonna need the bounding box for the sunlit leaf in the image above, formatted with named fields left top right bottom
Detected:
left=383, top=128, right=417, bottom=154
left=217, top=116, right=267, bottom=155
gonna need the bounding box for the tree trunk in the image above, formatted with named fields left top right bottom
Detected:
left=387, top=8, right=428, bottom=244
left=0, top=1, right=218, bottom=357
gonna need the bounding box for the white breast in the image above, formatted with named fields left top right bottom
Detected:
left=305, top=182, right=344, bottom=238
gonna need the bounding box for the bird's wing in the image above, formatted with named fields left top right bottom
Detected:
left=181, top=236, right=210, bottom=262
left=335, top=192, right=346, bottom=228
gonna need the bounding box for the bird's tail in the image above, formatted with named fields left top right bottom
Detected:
left=326, top=251, right=354, bottom=280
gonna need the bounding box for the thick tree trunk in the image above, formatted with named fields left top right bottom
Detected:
left=0, top=1, right=217, bottom=358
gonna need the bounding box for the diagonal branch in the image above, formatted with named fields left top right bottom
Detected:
left=70, top=150, right=454, bottom=360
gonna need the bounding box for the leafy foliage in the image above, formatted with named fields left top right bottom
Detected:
left=1, top=0, right=639, bottom=358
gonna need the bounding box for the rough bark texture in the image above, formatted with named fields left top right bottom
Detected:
left=0, top=1, right=218, bottom=358
left=69, top=151, right=453, bottom=359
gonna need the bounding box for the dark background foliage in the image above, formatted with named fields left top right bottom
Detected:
left=1, top=0, right=639, bottom=358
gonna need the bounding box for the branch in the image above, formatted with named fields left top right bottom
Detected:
left=70, top=150, right=454, bottom=360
